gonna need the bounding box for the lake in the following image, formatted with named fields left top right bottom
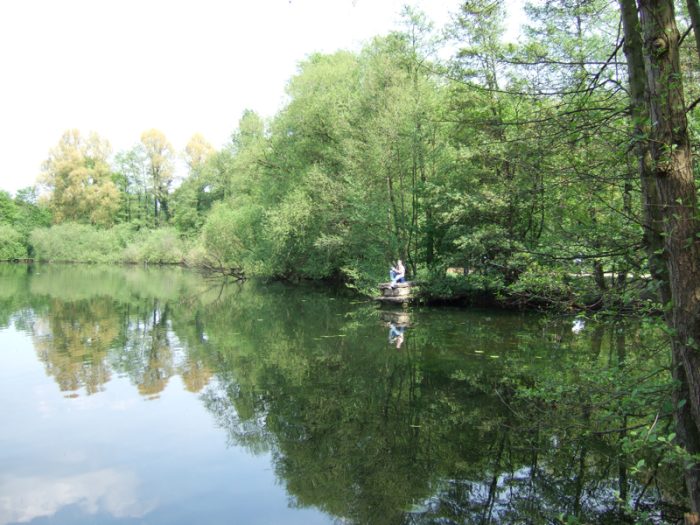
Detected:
left=0, top=264, right=678, bottom=524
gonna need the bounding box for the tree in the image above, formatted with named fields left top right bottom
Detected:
left=140, top=129, right=175, bottom=226
left=448, top=0, right=530, bottom=285
left=12, top=186, right=52, bottom=255
left=198, top=201, right=259, bottom=277
left=688, top=0, right=700, bottom=61
left=229, top=110, right=267, bottom=200
left=345, top=26, right=448, bottom=285
left=183, top=133, right=214, bottom=173
left=170, top=134, right=216, bottom=234
left=113, top=146, right=149, bottom=226
left=257, top=51, right=362, bottom=279
left=0, top=190, right=17, bottom=224
left=619, top=0, right=700, bottom=512
left=0, top=224, right=26, bottom=260
left=40, top=130, right=120, bottom=226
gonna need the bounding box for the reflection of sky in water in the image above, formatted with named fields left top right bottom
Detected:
left=0, top=469, right=153, bottom=524
left=0, top=324, right=331, bottom=524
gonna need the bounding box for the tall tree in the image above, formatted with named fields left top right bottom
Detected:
left=40, top=130, right=120, bottom=226
left=519, top=0, right=636, bottom=293
left=447, top=0, right=593, bottom=288
left=183, top=133, right=214, bottom=173
left=170, top=134, right=216, bottom=234
left=140, top=129, right=175, bottom=226
left=349, top=27, right=447, bottom=281
left=620, top=0, right=700, bottom=512
left=0, top=190, right=17, bottom=224
left=229, top=110, right=266, bottom=199
left=688, top=0, right=700, bottom=60
left=114, top=146, right=149, bottom=226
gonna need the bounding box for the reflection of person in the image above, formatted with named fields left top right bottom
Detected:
left=389, top=259, right=405, bottom=287
left=388, top=323, right=405, bottom=349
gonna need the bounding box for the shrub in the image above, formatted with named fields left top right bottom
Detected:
left=121, top=228, right=185, bottom=264
left=30, top=223, right=126, bottom=262
left=199, top=201, right=263, bottom=274
left=30, top=223, right=184, bottom=265
left=419, top=267, right=503, bottom=303
left=505, top=263, right=576, bottom=308
left=0, top=224, right=27, bottom=260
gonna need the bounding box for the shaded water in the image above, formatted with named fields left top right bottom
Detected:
left=0, top=264, right=675, bottom=524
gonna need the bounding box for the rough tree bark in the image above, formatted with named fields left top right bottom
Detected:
left=619, top=0, right=700, bottom=512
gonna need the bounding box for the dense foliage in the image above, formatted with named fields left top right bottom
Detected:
left=0, top=188, right=50, bottom=260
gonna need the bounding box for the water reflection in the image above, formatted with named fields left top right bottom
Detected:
left=382, top=310, right=410, bottom=349
left=15, top=266, right=216, bottom=399
left=32, top=298, right=116, bottom=396
left=0, top=263, right=683, bottom=524
left=0, top=469, right=154, bottom=525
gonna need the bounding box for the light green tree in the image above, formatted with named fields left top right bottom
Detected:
left=170, top=134, right=216, bottom=234
left=40, top=129, right=120, bottom=226
left=140, top=129, right=175, bottom=225
left=113, top=146, right=149, bottom=226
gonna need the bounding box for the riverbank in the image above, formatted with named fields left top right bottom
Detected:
left=3, top=220, right=658, bottom=316
left=410, top=269, right=657, bottom=313
left=1, top=255, right=657, bottom=315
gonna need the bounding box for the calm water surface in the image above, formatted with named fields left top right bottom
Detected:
left=0, top=264, right=664, bottom=524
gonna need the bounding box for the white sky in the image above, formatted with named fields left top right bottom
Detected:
left=0, top=0, right=524, bottom=195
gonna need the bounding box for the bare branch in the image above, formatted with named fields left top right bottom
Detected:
left=688, top=96, right=700, bottom=113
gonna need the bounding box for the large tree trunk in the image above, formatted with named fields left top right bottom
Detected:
left=620, top=0, right=700, bottom=512
left=638, top=0, right=700, bottom=429
left=637, top=0, right=700, bottom=511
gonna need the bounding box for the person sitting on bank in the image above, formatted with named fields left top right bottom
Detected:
left=389, top=259, right=405, bottom=287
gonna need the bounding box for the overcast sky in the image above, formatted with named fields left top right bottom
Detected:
left=0, top=0, right=523, bottom=195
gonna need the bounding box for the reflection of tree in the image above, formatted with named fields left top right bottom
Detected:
left=9, top=264, right=216, bottom=399
left=179, top=359, right=213, bottom=393
left=0, top=263, right=45, bottom=329
left=130, top=302, right=174, bottom=398
left=114, top=299, right=213, bottom=399
left=32, top=298, right=117, bottom=395
left=194, top=286, right=678, bottom=524
left=194, top=288, right=493, bottom=521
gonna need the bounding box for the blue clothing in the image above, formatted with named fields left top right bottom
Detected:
left=390, top=269, right=405, bottom=282
left=389, top=323, right=404, bottom=341
left=390, top=267, right=405, bottom=285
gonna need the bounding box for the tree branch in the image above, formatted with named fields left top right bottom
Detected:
left=688, top=96, right=700, bottom=113
left=679, top=24, right=694, bottom=46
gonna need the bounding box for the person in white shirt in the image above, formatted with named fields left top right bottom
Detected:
left=390, top=259, right=405, bottom=287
